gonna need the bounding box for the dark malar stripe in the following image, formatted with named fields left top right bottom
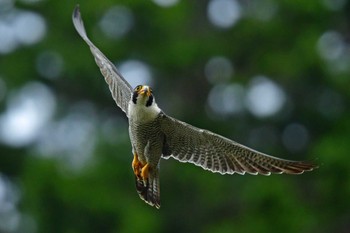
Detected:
left=132, top=92, right=138, bottom=104
left=146, top=95, right=153, bottom=107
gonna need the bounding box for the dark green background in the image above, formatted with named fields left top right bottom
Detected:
left=0, top=0, right=349, bottom=232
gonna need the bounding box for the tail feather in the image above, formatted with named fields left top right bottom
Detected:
left=135, top=169, right=160, bottom=209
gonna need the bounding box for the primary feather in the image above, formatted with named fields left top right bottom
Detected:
left=159, top=114, right=317, bottom=176
left=72, top=6, right=133, bottom=116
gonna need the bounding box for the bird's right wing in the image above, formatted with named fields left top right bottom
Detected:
left=160, top=113, right=318, bottom=175
left=72, top=5, right=133, bottom=116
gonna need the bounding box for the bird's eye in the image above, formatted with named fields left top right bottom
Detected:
left=135, top=85, right=142, bottom=91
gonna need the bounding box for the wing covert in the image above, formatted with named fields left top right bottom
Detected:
left=72, top=5, right=133, bottom=116
left=159, top=114, right=317, bottom=175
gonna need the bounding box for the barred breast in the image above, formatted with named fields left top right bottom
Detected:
left=129, top=114, right=164, bottom=167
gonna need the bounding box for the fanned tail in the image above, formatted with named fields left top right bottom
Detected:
left=135, top=169, right=160, bottom=209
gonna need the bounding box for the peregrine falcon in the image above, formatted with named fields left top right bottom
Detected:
left=72, top=6, right=317, bottom=209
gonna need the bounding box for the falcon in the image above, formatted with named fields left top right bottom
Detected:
left=72, top=6, right=317, bottom=209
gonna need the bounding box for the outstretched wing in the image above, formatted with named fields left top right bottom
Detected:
left=160, top=114, right=317, bottom=175
left=72, top=5, right=133, bottom=116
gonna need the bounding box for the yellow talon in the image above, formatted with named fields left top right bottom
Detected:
left=141, top=163, right=149, bottom=181
left=132, top=153, right=142, bottom=179
left=132, top=153, right=149, bottom=182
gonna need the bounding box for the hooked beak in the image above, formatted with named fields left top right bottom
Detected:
left=138, top=86, right=151, bottom=97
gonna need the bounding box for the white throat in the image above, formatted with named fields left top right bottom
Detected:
left=128, top=100, right=161, bottom=123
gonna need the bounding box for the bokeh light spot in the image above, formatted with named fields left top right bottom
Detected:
left=118, top=60, right=153, bottom=88
left=152, top=0, right=179, bottom=8
left=13, top=11, right=46, bottom=45
left=0, top=9, right=46, bottom=54
left=0, top=174, right=21, bottom=233
left=99, top=6, right=134, bottom=39
left=317, top=30, right=344, bottom=61
left=36, top=51, right=64, bottom=79
left=0, top=22, right=17, bottom=54
left=205, top=56, right=233, bottom=84
left=207, top=0, right=241, bottom=28
left=207, top=83, right=245, bottom=118
left=35, top=102, right=97, bottom=171
left=245, top=76, right=286, bottom=118
left=0, top=82, right=56, bottom=147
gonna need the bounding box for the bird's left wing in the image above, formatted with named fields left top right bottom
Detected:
left=72, top=5, right=133, bottom=116
left=159, top=113, right=317, bottom=175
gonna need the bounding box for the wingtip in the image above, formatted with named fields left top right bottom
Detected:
left=72, top=4, right=90, bottom=41
left=72, top=4, right=80, bottom=21
left=301, top=160, right=319, bottom=171
left=309, top=158, right=320, bottom=170
left=283, top=160, right=319, bottom=175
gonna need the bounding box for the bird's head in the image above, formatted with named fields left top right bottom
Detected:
left=132, top=85, right=154, bottom=107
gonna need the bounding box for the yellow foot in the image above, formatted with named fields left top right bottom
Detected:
left=141, top=163, right=149, bottom=182
left=132, top=153, right=143, bottom=179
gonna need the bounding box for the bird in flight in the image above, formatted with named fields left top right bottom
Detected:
left=72, top=5, right=317, bottom=209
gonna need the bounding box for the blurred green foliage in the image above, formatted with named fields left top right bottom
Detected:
left=0, top=0, right=349, bottom=233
